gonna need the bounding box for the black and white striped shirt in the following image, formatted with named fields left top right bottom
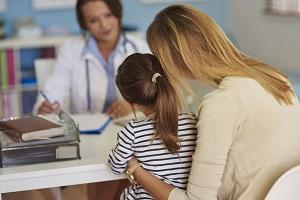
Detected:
left=109, top=113, right=198, bottom=200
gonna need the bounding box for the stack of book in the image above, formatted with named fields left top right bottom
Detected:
left=0, top=112, right=80, bottom=167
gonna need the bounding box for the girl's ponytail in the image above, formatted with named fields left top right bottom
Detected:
left=153, top=73, right=181, bottom=153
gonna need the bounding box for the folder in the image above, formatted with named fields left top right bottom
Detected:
left=0, top=139, right=80, bottom=167
left=71, top=114, right=112, bottom=134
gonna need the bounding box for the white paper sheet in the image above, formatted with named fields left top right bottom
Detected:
left=71, top=114, right=111, bottom=131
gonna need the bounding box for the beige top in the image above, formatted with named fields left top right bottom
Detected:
left=169, top=77, right=300, bottom=200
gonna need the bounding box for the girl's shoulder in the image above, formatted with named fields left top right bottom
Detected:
left=130, top=113, right=197, bottom=124
left=179, top=112, right=198, bottom=120
left=125, top=113, right=197, bottom=130
left=131, top=117, right=155, bottom=128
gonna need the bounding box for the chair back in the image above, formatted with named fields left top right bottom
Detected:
left=34, top=58, right=55, bottom=91
left=265, top=165, right=300, bottom=200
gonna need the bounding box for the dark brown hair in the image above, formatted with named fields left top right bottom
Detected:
left=76, top=0, right=123, bottom=31
left=116, top=53, right=181, bottom=153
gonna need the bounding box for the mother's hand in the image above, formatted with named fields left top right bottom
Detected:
left=127, top=158, right=174, bottom=200
left=128, top=157, right=140, bottom=168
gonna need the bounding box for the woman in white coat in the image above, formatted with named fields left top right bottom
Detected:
left=34, top=0, right=149, bottom=118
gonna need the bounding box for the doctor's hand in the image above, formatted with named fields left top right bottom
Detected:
left=106, top=100, right=131, bottom=119
left=37, top=101, right=61, bottom=115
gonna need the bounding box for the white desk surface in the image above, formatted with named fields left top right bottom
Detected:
left=0, top=122, right=125, bottom=197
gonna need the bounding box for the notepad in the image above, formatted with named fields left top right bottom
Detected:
left=71, top=114, right=112, bottom=134
left=0, top=116, right=64, bottom=142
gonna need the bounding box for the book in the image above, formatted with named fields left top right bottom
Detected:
left=0, top=50, right=8, bottom=86
left=71, top=114, right=112, bottom=134
left=0, top=116, right=64, bottom=142
left=1, top=91, right=11, bottom=119
left=0, top=111, right=81, bottom=167
left=6, top=49, right=16, bottom=86
left=0, top=130, right=76, bottom=148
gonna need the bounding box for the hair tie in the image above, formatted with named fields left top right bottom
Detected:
left=152, top=73, right=162, bottom=83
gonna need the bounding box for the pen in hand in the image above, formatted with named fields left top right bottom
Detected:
left=39, top=91, right=61, bottom=115
left=40, top=91, right=50, bottom=102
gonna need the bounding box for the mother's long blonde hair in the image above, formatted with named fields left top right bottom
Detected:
left=147, top=4, right=295, bottom=105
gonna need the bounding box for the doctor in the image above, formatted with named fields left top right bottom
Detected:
left=34, top=0, right=149, bottom=118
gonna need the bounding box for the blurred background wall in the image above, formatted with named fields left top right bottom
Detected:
left=229, top=0, right=300, bottom=94
left=0, top=0, right=228, bottom=37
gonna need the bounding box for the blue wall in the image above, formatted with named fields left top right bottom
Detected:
left=123, top=0, right=228, bottom=33
left=0, top=0, right=228, bottom=37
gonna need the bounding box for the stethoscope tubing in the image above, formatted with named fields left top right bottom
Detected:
left=84, top=33, right=137, bottom=112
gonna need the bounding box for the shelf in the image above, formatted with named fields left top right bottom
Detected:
left=0, top=35, right=80, bottom=118
left=0, top=35, right=79, bottom=49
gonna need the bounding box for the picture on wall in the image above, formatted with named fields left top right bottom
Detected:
left=266, top=0, right=300, bottom=16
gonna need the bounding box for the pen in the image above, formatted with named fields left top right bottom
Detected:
left=40, top=91, right=62, bottom=116
left=40, top=91, right=50, bottom=102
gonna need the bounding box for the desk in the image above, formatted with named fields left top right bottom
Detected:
left=0, top=123, right=125, bottom=200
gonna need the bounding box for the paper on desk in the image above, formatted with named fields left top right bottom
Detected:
left=71, top=114, right=111, bottom=132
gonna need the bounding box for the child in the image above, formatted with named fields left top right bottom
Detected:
left=108, top=53, right=197, bottom=200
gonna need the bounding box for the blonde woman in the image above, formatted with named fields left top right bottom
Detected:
left=125, top=4, right=300, bottom=200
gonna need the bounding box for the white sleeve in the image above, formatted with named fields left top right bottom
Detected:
left=169, top=92, right=242, bottom=200
left=33, top=41, right=76, bottom=113
left=108, top=121, right=135, bottom=174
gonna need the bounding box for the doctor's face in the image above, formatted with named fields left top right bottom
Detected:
left=81, top=1, right=120, bottom=45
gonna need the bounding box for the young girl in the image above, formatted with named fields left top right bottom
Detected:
left=108, top=53, right=198, bottom=199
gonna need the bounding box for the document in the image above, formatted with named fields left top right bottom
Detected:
left=71, top=114, right=112, bottom=134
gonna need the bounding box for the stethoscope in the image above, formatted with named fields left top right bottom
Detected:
left=85, top=33, right=138, bottom=112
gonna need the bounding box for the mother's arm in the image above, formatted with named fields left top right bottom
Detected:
left=130, top=159, right=174, bottom=200
left=130, top=93, right=242, bottom=200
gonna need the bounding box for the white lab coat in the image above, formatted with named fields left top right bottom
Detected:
left=34, top=33, right=149, bottom=114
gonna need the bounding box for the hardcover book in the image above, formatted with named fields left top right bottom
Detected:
left=0, top=116, right=64, bottom=142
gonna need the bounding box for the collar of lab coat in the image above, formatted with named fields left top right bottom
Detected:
left=81, top=33, right=125, bottom=62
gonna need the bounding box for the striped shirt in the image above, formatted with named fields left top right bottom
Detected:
left=108, top=113, right=198, bottom=200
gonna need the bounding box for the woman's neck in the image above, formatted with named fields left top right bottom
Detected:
left=98, top=42, right=115, bottom=62
left=97, top=34, right=120, bottom=62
